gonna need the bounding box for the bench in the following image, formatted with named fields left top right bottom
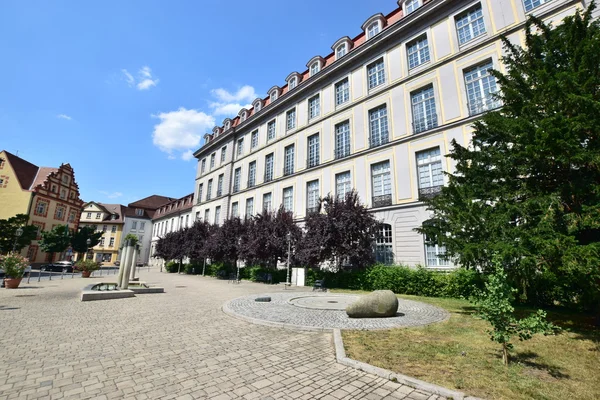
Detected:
left=313, top=279, right=326, bottom=292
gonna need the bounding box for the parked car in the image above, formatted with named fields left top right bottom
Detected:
left=0, top=265, right=32, bottom=287
left=43, top=260, right=74, bottom=273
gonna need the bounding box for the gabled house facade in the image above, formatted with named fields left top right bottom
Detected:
left=79, top=202, right=126, bottom=265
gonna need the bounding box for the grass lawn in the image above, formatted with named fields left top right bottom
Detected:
left=334, top=290, right=599, bottom=400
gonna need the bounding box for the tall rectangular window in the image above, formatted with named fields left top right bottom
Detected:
left=201, top=159, right=206, bottom=174
left=204, top=209, right=210, bottom=222
left=375, top=224, right=394, bottom=264
left=308, top=95, right=320, bottom=119
left=263, top=193, right=272, bottom=212
left=248, top=161, right=257, bottom=187
left=405, top=0, right=422, bottom=14
left=206, top=179, right=213, bottom=200
left=416, top=147, right=444, bottom=198
left=335, top=121, right=351, bottom=159
left=306, top=180, right=319, bottom=213
left=336, top=171, right=352, bottom=200
left=425, top=233, right=448, bottom=267
left=456, top=4, right=486, bottom=45
left=283, top=187, right=293, bottom=212
left=231, top=202, right=239, bottom=218
left=335, top=78, right=350, bottom=106
left=251, top=130, right=259, bottom=149
left=197, top=183, right=203, bottom=203
left=109, top=237, right=115, bottom=247
left=132, top=221, right=137, bottom=230
left=220, top=146, right=227, bottom=163
left=286, top=108, right=296, bottom=130
left=233, top=168, right=241, bottom=193
left=411, top=86, right=438, bottom=133
left=369, top=105, right=389, bottom=148
left=307, top=134, right=320, bottom=168
left=210, top=153, right=216, bottom=169
left=246, top=198, right=254, bottom=217
left=267, top=120, right=276, bottom=141
left=367, top=58, right=385, bottom=89
left=336, top=44, right=347, bottom=59
left=367, top=22, right=380, bottom=39
left=371, top=161, right=392, bottom=207
left=464, top=61, right=499, bottom=115
left=284, top=145, right=295, bottom=176
left=217, top=174, right=224, bottom=196
left=523, top=0, right=547, bottom=12
left=264, top=153, right=274, bottom=182
left=214, top=206, right=221, bottom=224
left=407, top=35, right=430, bottom=69
left=237, top=138, right=244, bottom=156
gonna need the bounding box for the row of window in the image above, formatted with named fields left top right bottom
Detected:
left=154, top=214, right=191, bottom=237
left=200, top=59, right=498, bottom=178
left=221, top=146, right=443, bottom=219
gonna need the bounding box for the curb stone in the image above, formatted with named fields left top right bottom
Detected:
left=332, top=329, right=484, bottom=400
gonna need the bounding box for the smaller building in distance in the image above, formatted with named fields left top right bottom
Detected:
left=149, top=193, right=195, bottom=269
left=122, top=195, right=175, bottom=265
left=79, top=202, right=126, bottom=265
left=0, top=150, right=84, bottom=264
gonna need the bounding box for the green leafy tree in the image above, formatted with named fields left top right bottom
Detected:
left=39, top=225, right=71, bottom=264
left=123, top=233, right=139, bottom=246
left=474, top=258, right=558, bottom=365
left=0, top=214, right=37, bottom=254
left=71, top=226, right=102, bottom=258
left=417, top=4, right=600, bottom=311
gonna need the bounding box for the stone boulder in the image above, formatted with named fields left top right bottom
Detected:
left=346, top=290, right=398, bottom=318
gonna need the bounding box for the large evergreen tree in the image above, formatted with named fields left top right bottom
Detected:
left=417, top=5, right=600, bottom=311
left=71, top=226, right=102, bottom=258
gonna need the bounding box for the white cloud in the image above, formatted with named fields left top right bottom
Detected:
left=122, top=66, right=159, bottom=90
left=210, top=102, right=251, bottom=116
left=181, top=150, right=194, bottom=161
left=211, top=85, right=257, bottom=103
left=57, top=114, right=72, bottom=120
left=152, top=107, right=215, bottom=160
left=99, top=191, right=123, bottom=199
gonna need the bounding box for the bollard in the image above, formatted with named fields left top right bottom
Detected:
left=99, top=265, right=103, bottom=277
left=61, top=268, right=66, bottom=279
left=27, top=271, right=31, bottom=284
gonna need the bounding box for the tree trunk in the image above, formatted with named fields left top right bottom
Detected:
left=502, top=343, right=509, bottom=365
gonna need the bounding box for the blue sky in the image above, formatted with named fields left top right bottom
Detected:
left=0, top=0, right=396, bottom=205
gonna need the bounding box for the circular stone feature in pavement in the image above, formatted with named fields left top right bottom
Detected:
left=223, top=292, right=449, bottom=331
left=289, top=295, right=360, bottom=310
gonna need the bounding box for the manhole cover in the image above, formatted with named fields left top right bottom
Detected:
left=175, top=286, right=186, bottom=288
left=327, top=301, right=338, bottom=303
left=15, top=295, right=36, bottom=297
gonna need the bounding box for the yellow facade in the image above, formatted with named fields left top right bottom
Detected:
left=0, top=151, right=33, bottom=219
left=1, top=150, right=84, bottom=264
left=79, top=202, right=125, bottom=266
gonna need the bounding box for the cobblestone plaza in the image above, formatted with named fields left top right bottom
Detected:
left=0, top=270, right=445, bottom=400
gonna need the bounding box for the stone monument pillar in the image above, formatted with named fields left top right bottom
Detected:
left=117, top=241, right=130, bottom=288
left=120, top=240, right=134, bottom=289
left=129, top=245, right=138, bottom=281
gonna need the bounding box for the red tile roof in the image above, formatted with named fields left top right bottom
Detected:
left=2, top=150, right=40, bottom=190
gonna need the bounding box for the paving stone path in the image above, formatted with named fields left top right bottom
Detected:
left=224, top=293, right=449, bottom=330
left=0, top=270, right=445, bottom=400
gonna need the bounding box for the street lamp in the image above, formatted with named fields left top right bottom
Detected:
left=85, top=238, right=91, bottom=260
left=286, top=231, right=291, bottom=287
left=12, top=226, right=23, bottom=253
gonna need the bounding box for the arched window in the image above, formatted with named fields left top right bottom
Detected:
left=421, top=219, right=449, bottom=268
left=336, top=44, right=347, bottom=59
left=375, top=224, right=394, bottom=264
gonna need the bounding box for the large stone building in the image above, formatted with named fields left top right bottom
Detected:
left=149, top=193, right=195, bottom=269
left=191, top=0, right=589, bottom=269
left=0, top=150, right=84, bottom=263
left=79, top=202, right=126, bottom=265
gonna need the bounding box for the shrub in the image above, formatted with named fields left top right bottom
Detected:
left=0, top=253, right=29, bottom=279
left=74, top=259, right=100, bottom=273
left=164, top=261, right=179, bottom=273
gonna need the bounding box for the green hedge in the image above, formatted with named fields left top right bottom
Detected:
left=305, top=265, right=485, bottom=299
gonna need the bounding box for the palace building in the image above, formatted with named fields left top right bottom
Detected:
left=190, top=0, right=590, bottom=268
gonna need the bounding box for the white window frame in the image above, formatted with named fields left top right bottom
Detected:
left=206, top=179, right=213, bottom=200
left=367, top=58, right=386, bottom=89
left=336, top=44, right=347, bottom=59
left=375, top=224, right=394, bottom=264
left=289, top=77, right=297, bottom=89
left=464, top=61, right=500, bottom=115
left=335, top=121, right=351, bottom=159
left=265, top=153, right=274, bottom=182
left=306, top=180, right=319, bottom=211
left=411, top=85, right=438, bottom=134
left=286, top=108, right=296, bottom=131
left=204, top=209, right=210, bottom=222
left=283, top=187, right=293, bottom=212
left=416, top=147, right=444, bottom=191
left=233, top=168, right=241, bottom=192
left=246, top=198, right=254, bottom=217
left=284, top=145, right=295, bottom=176
left=198, top=183, right=203, bottom=203
left=310, top=62, right=320, bottom=76
left=371, top=161, right=392, bottom=199
left=367, top=21, right=381, bottom=39
left=237, top=138, right=244, bottom=156
left=220, top=146, right=227, bottom=163
left=214, top=206, right=221, bottom=224
left=210, top=153, right=215, bottom=169
left=335, top=77, right=350, bottom=106
left=369, top=105, right=389, bottom=148
left=523, top=0, right=548, bottom=12
left=231, top=202, right=239, bottom=218
left=335, top=171, right=352, bottom=200
left=251, top=130, right=259, bottom=149
left=267, top=120, right=276, bottom=141
left=248, top=161, right=257, bottom=187
left=407, top=35, right=430, bottom=70
left=307, top=134, right=320, bottom=168
left=217, top=174, right=224, bottom=196
left=405, top=0, right=422, bottom=14
left=308, top=95, right=320, bottom=119
left=455, top=4, right=486, bottom=45
left=263, top=193, right=272, bottom=212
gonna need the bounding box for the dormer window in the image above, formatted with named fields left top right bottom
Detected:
left=404, top=0, right=422, bottom=14
left=310, top=62, right=320, bottom=76
left=307, top=56, right=325, bottom=78
left=332, top=37, right=353, bottom=61
left=252, top=98, right=263, bottom=113
left=223, top=118, right=231, bottom=131
left=135, top=208, right=144, bottom=216
left=362, top=14, right=385, bottom=40
left=286, top=72, right=302, bottom=91
left=289, top=77, right=297, bottom=89
left=212, top=127, right=221, bottom=137
left=268, top=86, right=281, bottom=103
left=239, top=108, right=248, bottom=122
left=367, top=22, right=380, bottom=38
